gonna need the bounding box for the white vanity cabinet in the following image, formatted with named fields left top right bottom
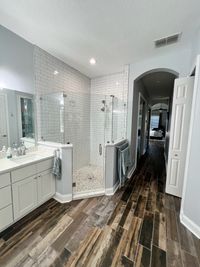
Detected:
left=0, top=173, right=13, bottom=231
left=12, top=175, right=38, bottom=220
left=37, top=170, right=55, bottom=205
left=11, top=158, right=55, bottom=221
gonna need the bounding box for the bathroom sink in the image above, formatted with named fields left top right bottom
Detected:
left=10, top=154, right=42, bottom=164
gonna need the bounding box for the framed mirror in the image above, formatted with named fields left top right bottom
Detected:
left=0, top=88, right=35, bottom=150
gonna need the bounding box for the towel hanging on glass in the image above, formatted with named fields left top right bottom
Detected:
left=52, top=149, right=62, bottom=179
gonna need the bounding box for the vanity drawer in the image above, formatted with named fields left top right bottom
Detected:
left=0, top=205, right=13, bottom=232
left=0, top=172, right=11, bottom=188
left=11, top=164, right=37, bottom=183
left=0, top=185, right=12, bottom=210
left=37, top=158, right=54, bottom=173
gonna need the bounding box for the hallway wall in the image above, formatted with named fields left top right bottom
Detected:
left=130, top=80, right=149, bottom=167
left=190, top=27, right=200, bottom=66
left=181, top=55, right=200, bottom=238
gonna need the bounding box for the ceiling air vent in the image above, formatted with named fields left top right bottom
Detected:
left=155, top=33, right=181, bottom=48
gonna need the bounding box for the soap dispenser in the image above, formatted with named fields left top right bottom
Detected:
left=6, top=147, right=12, bottom=159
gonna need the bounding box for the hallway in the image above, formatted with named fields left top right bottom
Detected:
left=0, top=141, right=200, bottom=267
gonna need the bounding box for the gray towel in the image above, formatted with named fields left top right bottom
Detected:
left=117, top=141, right=131, bottom=187
left=52, top=156, right=62, bottom=179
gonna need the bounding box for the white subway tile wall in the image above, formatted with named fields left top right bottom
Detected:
left=34, top=47, right=91, bottom=173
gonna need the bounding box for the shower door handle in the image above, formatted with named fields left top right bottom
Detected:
left=99, top=144, right=102, bottom=155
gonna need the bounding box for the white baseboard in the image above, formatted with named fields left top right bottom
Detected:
left=54, top=192, right=72, bottom=203
left=105, top=181, right=120, bottom=196
left=180, top=211, right=200, bottom=238
left=127, top=165, right=136, bottom=179
left=73, top=188, right=105, bottom=200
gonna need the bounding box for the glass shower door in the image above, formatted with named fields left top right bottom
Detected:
left=39, top=92, right=66, bottom=143
left=70, top=92, right=107, bottom=194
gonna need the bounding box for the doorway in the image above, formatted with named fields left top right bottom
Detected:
left=137, top=93, right=146, bottom=162
left=133, top=70, right=178, bottom=170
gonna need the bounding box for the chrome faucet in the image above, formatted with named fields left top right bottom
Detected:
left=13, top=142, right=27, bottom=156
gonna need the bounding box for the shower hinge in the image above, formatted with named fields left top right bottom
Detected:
left=99, top=144, right=102, bottom=155
left=72, top=182, right=76, bottom=187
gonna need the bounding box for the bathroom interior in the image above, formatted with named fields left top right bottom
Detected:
left=2, top=1, right=200, bottom=266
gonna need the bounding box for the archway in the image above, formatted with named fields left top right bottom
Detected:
left=130, top=68, right=179, bottom=170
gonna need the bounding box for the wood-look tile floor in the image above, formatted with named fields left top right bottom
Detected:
left=0, top=141, right=200, bottom=267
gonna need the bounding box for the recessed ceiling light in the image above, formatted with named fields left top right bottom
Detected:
left=89, top=58, right=96, bottom=65
left=116, top=82, right=119, bottom=86
left=54, top=70, right=59, bottom=75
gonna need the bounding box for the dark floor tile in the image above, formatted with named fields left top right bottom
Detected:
left=166, top=208, right=179, bottom=242
left=139, top=211, right=154, bottom=249
left=151, top=245, right=166, bottom=267
left=153, top=211, right=166, bottom=251
left=134, top=195, right=147, bottom=218
left=135, top=244, right=151, bottom=267
left=167, top=240, right=182, bottom=267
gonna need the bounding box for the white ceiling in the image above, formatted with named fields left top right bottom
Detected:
left=141, top=71, right=176, bottom=100
left=0, top=0, right=200, bottom=78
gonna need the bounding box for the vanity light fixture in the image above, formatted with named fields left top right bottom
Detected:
left=54, top=70, right=59, bottom=75
left=89, top=58, right=96, bottom=65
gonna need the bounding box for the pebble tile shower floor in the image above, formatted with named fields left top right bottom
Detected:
left=73, top=165, right=104, bottom=193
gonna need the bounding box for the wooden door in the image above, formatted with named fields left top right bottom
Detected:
left=166, top=77, right=194, bottom=197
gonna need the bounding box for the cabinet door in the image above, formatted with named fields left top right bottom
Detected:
left=12, top=176, right=38, bottom=220
left=37, top=170, right=55, bottom=204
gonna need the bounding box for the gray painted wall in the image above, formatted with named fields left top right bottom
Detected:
left=181, top=56, right=200, bottom=236
left=0, top=25, right=34, bottom=94
left=130, top=80, right=149, bottom=168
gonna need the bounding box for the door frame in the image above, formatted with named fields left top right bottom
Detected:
left=146, top=107, right=151, bottom=150
left=0, top=91, right=10, bottom=147
left=135, top=92, right=147, bottom=164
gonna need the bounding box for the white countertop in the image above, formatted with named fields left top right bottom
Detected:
left=0, top=149, right=54, bottom=175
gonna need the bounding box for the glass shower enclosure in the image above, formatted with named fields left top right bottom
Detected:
left=39, top=91, right=126, bottom=195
